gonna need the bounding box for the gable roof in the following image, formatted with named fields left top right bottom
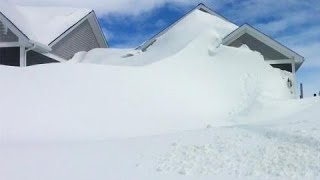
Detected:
left=0, top=1, right=98, bottom=46
left=16, top=6, right=92, bottom=45
left=137, top=3, right=237, bottom=51
left=222, top=24, right=304, bottom=70
left=0, top=1, right=30, bottom=41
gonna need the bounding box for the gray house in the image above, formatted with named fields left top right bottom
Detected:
left=0, top=2, right=108, bottom=66
left=138, top=3, right=304, bottom=95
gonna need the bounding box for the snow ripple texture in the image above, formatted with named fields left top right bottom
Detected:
left=156, top=126, right=320, bottom=179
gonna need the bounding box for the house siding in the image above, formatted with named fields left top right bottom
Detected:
left=27, top=51, right=59, bottom=66
left=0, top=21, right=19, bottom=42
left=228, top=33, right=289, bottom=60
left=51, top=19, right=100, bottom=60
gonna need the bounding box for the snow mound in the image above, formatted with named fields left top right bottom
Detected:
left=1, top=5, right=319, bottom=180
left=73, top=9, right=237, bottom=65
left=0, top=43, right=293, bottom=143
left=0, top=9, right=294, bottom=143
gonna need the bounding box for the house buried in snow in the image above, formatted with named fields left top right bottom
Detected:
left=0, top=2, right=304, bottom=94
left=138, top=3, right=304, bottom=94
left=0, top=1, right=107, bottom=66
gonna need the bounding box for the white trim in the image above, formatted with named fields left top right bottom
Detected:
left=266, top=59, right=293, bottom=65
left=20, top=45, right=26, bottom=67
left=291, top=58, right=297, bottom=97
left=88, top=12, right=108, bottom=48
left=222, top=24, right=304, bottom=70
left=0, top=42, right=20, bottom=47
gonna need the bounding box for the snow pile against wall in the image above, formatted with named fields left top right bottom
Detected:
left=0, top=10, right=293, bottom=143
left=75, top=9, right=238, bottom=66
left=1, top=7, right=319, bottom=180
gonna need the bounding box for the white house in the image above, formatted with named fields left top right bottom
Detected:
left=0, top=1, right=108, bottom=66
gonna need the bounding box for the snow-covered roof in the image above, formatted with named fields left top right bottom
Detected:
left=137, top=3, right=237, bottom=51
left=0, top=0, right=92, bottom=45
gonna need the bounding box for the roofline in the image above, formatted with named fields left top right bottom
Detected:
left=0, top=12, right=30, bottom=41
left=196, top=3, right=237, bottom=26
left=136, top=3, right=237, bottom=50
left=222, top=23, right=305, bottom=70
left=244, top=24, right=304, bottom=59
left=0, top=12, right=51, bottom=51
left=91, top=10, right=109, bottom=48
left=48, top=10, right=93, bottom=46
left=48, top=10, right=108, bottom=48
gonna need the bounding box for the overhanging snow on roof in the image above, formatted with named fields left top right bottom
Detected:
left=222, top=24, right=304, bottom=71
left=137, top=3, right=237, bottom=51
left=0, top=1, right=103, bottom=46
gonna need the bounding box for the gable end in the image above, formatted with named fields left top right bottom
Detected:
left=51, top=19, right=100, bottom=59
left=222, top=24, right=304, bottom=70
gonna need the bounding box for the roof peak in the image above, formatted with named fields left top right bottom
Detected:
left=192, top=3, right=237, bottom=26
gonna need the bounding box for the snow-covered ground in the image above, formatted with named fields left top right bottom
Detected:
left=1, top=9, right=319, bottom=180
left=1, top=97, right=320, bottom=180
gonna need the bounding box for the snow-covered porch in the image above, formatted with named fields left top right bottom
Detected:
left=0, top=15, right=56, bottom=66
left=222, top=24, right=304, bottom=96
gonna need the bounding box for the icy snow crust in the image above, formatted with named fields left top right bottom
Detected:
left=1, top=9, right=319, bottom=180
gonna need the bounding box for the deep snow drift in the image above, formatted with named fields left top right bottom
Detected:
left=1, top=9, right=318, bottom=180
left=1, top=10, right=293, bottom=143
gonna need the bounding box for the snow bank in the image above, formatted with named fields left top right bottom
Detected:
left=73, top=10, right=237, bottom=66
left=1, top=98, right=319, bottom=180
left=1, top=6, right=319, bottom=180
left=0, top=9, right=294, bottom=143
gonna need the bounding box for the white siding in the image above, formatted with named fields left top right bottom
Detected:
left=51, top=19, right=100, bottom=60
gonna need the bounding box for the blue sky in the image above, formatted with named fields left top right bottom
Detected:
left=11, top=0, right=320, bottom=96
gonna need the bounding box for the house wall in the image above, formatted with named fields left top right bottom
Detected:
left=0, top=47, right=20, bottom=66
left=228, top=33, right=289, bottom=60
left=27, top=51, right=59, bottom=66
left=0, top=21, right=19, bottom=42
left=51, top=19, right=100, bottom=60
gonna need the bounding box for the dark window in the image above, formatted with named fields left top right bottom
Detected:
left=0, top=47, right=20, bottom=66
left=270, top=64, right=292, bottom=73
left=228, top=33, right=289, bottom=60
left=27, top=51, right=58, bottom=66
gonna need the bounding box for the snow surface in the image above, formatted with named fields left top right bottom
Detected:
left=0, top=0, right=91, bottom=45
left=1, top=8, right=319, bottom=180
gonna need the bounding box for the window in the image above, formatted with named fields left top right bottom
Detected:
left=0, top=47, right=20, bottom=66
